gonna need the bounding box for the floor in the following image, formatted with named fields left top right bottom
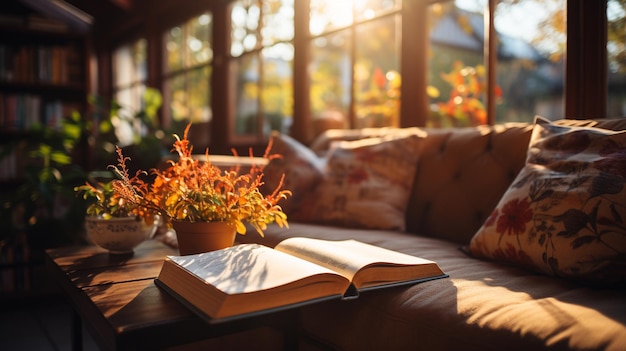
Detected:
left=0, top=293, right=100, bottom=351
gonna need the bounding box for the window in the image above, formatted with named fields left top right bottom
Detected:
left=300, top=0, right=570, bottom=138
left=608, top=0, right=626, bottom=117
left=231, top=0, right=294, bottom=140
left=103, top=0, right=620, bottom=151
left=163, top=13, right=213, bottom=139
left=427, top=0, right=566, bottom=127
left=309, top=0, right=402, bottom=132
left=112, top=38, right=147, bottom=146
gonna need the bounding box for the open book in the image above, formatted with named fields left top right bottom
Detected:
left=155, top=237, right=447, bottom=322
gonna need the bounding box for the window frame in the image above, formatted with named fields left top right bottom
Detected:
left=102, top=0, right=611, bottom=150
left=112, top=37, right=148, bottom=114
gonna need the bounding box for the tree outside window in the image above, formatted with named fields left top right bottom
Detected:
left=309, top=0, right=401, bottom=134
left=231, top=0, right=294, bottom=140
left=163, top=13, right=213, bottom=145
left=607, top=0, right=626, bottom=117
left=112, top=38, right=148, bottom=146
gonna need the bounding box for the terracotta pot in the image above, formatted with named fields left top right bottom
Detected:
left=172, top=221, right=237, bottom=255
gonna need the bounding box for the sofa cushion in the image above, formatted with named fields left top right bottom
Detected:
left=309, top=127, right=405, bottom=155
left=262, top=131, right=325, bottom=215
left=239, top=223, right=626, bottom=351
left=294, top=134, right=423, bottom=231
left=469, top=117, right=626, bottom=285
left=306, top=118, right=626, bottom=244
left=405, top=123, right=535, bottom=243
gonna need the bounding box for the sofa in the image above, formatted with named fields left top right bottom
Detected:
left=234, top=117, right=626, bottom=351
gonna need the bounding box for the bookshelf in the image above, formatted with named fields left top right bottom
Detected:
left=0, top=6, right=87, bottom=179
left=0, top=3, right=89, bottom=299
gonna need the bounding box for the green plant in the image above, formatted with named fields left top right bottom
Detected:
left=91, top=88, right=168, bottom=173
left=110, top=124, right=291, bottom=236
left=0, top=111, right=88, bottom=248
left=74, top=173, right=158, bottom=223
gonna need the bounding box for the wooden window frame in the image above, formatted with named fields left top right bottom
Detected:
left=290, top=0, right=609, bottom=141
left=102, top=0, right=610, bottom=149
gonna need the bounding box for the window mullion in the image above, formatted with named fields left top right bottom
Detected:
left=257, top=1, right=264, bottom=140
left=485, top=0, right=497, bottom=125
left=349, top=5, right=357, bottom=129
left=400, top=0, right=428, bottom=127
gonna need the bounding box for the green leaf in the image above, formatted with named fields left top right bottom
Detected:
left=51, top=151, right=72, bottom=165
left=62, top=123, right=82, bottom=140
left=99, top=120, right=113, bottom=133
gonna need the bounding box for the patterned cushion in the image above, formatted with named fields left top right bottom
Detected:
left=294, top=134, right=422, bottom=230
left=262, top=131, right=324, bottom=215
left=469, top=117, right=626, bottom=285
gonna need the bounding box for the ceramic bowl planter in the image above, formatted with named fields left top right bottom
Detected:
left=86, top=216, right=158, bottom=254
left=172, top=221, right=237, bottom=255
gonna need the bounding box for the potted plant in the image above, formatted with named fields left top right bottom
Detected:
left=75, top=174, right=160, bottom=254
left=109, top=124, right=291, bottom=255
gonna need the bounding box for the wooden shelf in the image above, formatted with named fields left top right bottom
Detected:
left=0, top=3, right=91, bottom=300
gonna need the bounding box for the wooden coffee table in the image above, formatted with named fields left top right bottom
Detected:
left=46, top=239, right=299, bottom=350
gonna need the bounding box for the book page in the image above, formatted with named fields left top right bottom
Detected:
left=275, top=237, right=442, bottom=287
left=168, top=243, right=348, bottom=295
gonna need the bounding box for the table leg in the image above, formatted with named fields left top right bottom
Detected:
left=72, top=309, right=83, bottom=351
left=282, top=308, right=301, bottom=350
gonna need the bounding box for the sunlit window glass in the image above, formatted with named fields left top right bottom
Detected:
left=607, top=0, right=626, bottom=117
left=232, top=0, right=294, bottom=139
left=112, top=38, right=147, bottom=146
left=493, top=0, right=565, bottom=123
left=163, top=12, right=212, bottom=129
left=354, top=15, right=400, bottom=128
left=354, top=0, right=399, bottom=21
left=165, top=26, right=183, bottom=73
left=234, top=54, right=260, bottom=135
left=308, top=0, right=401, bottom=134
left=231, top=1, right=261, bottom=57
left=189, top=14, right=213, bottom=67
left=427, top=0, right=565, bottom=127
left=428, top=2, right=487, bottom=127
left=310, top=0, right=354, bottom=35
left=310, top=31, right=351, bottom=129
left=261, top=44, right=294, bottom=133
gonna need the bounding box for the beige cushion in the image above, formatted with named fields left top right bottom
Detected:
left=405, top=123, right=535, bottom=243
left=294, top=134, right=422, bottom=230
left=469, top=117, right=626, bottom=285
left=239, top=223, right=626, bottom=351
left=305, top=118, right=626, bottom=243
left=262, top=131, right=324, bottom=215
left=310, top=127, right=405, bottom=155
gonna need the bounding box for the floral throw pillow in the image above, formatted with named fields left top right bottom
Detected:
left=469, top=117, right=626, bottom=285
left=262, top=131, right=324, bottom=215
left=295, top=134, right=422, bottom=230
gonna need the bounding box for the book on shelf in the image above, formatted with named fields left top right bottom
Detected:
left=0, top=93, right=81, bottom=132
left=0, top=14, right=25, bottom=28
left=27, top=15, right=69, bottom=33
left=0, top=93, right=41, bottom=130
left=155, top=237, right=448, bottom=322
left=0, top=43, right=82, bottom=85
left=0, top=148, right=19, bottom=181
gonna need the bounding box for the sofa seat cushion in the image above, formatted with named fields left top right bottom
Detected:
left=240, top=223, right=626, bottom=351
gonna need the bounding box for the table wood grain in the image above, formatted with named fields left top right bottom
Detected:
left=46, top=239, right=297, bottom=350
